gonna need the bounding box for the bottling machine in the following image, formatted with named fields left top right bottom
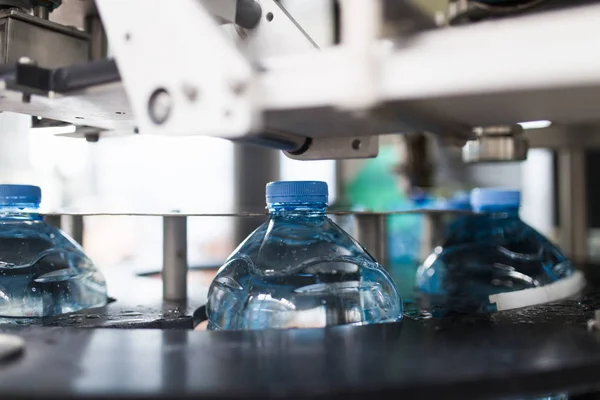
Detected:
left=1, top=0, right=600, bottom=398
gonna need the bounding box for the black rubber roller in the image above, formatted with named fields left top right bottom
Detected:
left=235, top=0, right=262, bottom=29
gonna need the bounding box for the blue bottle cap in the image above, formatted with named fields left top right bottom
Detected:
left=470, top=188, right=520, bottom=211
left=446, top=191, right=472, bottom=210
left=266, top=181, right=328, bottom=205
left=0, top=184, right=41, bottom=205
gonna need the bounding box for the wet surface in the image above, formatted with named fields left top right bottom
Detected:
left=0, top=268, right=213, bottom=330
left=401, top=264, right=600, bottom=329
left=0, top=266, right=599, bottom=398
left=1, top=307, right=600, bottom=399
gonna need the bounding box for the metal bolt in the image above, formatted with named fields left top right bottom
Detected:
left=18, top=57, right=35, bottom=104
left=230, top=80, right=247, bottom=96
left=182, top=84, right=199, bottom=102
left=148, top=88, right=172, bottom=125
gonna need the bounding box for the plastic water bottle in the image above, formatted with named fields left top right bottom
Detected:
left=441, top=191, right=471, bottom=211
left=387, top=192, right=470, bottom=307
left=416, top=188, right=584, bottom=316
left=433, top=191, right=472, bottom=239
left=0, top=185, right=107, bottom=317
left=207, top=181, right=403, bottom=330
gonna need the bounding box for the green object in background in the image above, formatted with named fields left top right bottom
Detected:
left=342, top=145, right=426, bottom=304
left=346, top=146, right=407, bottom=212
left=344, top=145, right=421, bottom=232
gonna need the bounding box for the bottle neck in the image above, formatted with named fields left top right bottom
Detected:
left=0, top=204, right=42, bottom=221
left=268, top=202, right=328, bottom=217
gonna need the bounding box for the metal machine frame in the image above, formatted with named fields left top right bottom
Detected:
left=0, top=2, right=599, bottom=398
left=2, top=1, right=600, bottom=159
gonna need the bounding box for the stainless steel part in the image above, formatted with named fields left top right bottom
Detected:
left=473, top=125, right=520, bottom=137
left=462, top=125, right=529, bottom=163
left=0, top=83, right=132, bottom=131
left=60, top=215, right=83, bottom=246
left=3, top=3, right=600, bottom=161
left=43, top=214, right=61, bottom=229
left=526, top=124, right=600, bottom=149
left=233, top=144, right=278, bottom=243
left=447, top=0, right=553, bottom=26
left=85, top=13, right=107, bottom=61
left=354, top=214, right=388, bottom=267
left=51, top=0, right=97, bottom=30
left=233, top=130, right=305, bottom=152
left=558, top=149, right=587, bottom=264
left=96, top=0, right=256, bottom=139
left=285, top=136, right=379, bottom=160
left=382, top=0, right=438, bottom=36
left=420, top=212, right=444, bottom=263
left=0, top=8, right=89, bottom=67
left=162, top=216, right=188, bottom=302
left=0, top=0, right=29, bottom=10
left=33, top=4, right=47, bottom=19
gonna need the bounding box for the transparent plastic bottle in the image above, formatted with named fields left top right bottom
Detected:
left=0, top=185, right=107, bottom=317
left=207, top=181, right=402, bottom=330
left=416, top=188, right=583, bottom=316
left=434, top=191, right=472, bottom=239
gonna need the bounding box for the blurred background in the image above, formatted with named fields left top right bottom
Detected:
left=0, top=0, right=562, bottom=280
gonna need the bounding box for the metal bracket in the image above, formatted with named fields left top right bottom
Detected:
left=201, top=0, right=262, bottom=30
left=0, top=59, right=120, bottom=95
left=0, top=8, right=89, bottom=68
left=285, top=135, right=379, bottom=160
left=354, top=213, right=388, bottom=266
left=96, top=0, right=257, bottom=139
left=462, top=125, right=529, bottom=163
left=231, top=0, right=318, bottom=59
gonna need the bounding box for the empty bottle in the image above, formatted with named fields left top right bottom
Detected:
left=0, top=185, right=107, bottom=317
left=416, top=188, right=583, bottom=316
left=207, top=181, right=402, bottom=330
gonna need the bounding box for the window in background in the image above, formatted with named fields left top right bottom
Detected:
left=28, top=128, right=235, bottom=272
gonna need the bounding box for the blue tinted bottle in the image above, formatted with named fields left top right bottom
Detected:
left=416, top=188, right=583, bottom=316
left=207, top=181, right=403, bottom=330
left=0, top=185, right=107, bottom=317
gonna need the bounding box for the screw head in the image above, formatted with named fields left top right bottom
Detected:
left=182, top=84, right=199, bottom=102
left=148, top=88, right=172, bottom=125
